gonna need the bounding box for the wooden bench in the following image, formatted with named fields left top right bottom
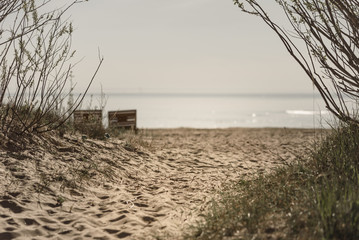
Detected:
left=108, top=110, right=137, bottom=130
left=73, top=110, right=103, bottom=126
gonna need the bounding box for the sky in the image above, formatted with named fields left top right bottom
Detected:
left=67, top=0, right=315, bottom=95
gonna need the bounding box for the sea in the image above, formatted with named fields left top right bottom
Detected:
left=80, top=92, right=334, bottom=129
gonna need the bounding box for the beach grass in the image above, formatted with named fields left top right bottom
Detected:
left=184, top=123, right=359, bottom=240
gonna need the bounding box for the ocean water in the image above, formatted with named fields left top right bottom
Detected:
left=81, top=93, right=333, bottom=129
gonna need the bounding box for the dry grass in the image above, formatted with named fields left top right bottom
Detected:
left=106, top=128, right=154, bottom=152
left=184, top=123, right=359, bottom=240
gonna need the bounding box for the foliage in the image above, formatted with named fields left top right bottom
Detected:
left=234, top=0, right=359, bottom=124
left=75, top=119, right=106, bottom=140
left=313, top=123, right=359, bottom=239
left=185, top=123, right=359, bottom=239
left=107, top=128, right=154, bottom=151
left=0, top=0, right=103, bottom=136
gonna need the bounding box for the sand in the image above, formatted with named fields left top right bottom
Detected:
left=0, top=128, right=322, bottom=239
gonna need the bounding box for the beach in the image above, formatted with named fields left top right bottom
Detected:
left=0, top=128, right=322, bottom=239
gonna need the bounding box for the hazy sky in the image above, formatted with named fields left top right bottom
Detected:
left=68, top=0, right=315, bottom=94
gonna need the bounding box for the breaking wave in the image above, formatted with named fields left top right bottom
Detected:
left=286, top=110, right=330, bottom=115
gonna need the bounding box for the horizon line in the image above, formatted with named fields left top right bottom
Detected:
left=83, top=91, right=323, bottom=98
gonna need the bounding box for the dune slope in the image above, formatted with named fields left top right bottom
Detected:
left=0, top=128, right=318, bottom=239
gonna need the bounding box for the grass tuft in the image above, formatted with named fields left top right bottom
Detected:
left=184, top=123, right=359, bottom=240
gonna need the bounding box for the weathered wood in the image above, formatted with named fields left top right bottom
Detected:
left=108, top=110, right=137, bottom=130
left=73, top=110, right=102, bottom=125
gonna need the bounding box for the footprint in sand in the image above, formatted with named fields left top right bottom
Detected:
left=0, top=199, right=25, bottom=214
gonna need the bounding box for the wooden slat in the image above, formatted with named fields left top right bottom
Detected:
left=73, top=110, right=102, bottom=124
left=108, top=110, right=137, bottom=130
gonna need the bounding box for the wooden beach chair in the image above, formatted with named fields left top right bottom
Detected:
left=73, top=110, right=103, bottom=126
left=73, top=110, right=104, bottom=138
left=73, top=109, right=103, bottom=132
left=108, top=110, right=137, bottom=131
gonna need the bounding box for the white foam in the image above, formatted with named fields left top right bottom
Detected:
left=286, top=110, right=329, bottom=115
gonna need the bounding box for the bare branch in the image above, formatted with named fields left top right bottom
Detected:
left=235, top=0, right=359, bottom=124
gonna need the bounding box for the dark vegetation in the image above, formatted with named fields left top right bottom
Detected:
left=183, top=1, right=359, bottom=238
left=0, top=0, right=102, bottom=139
left=180, top=1, right=359, bottom=238
left=185, top=122, right=359, bottom=239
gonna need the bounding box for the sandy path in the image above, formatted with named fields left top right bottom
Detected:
left=0, top=128, right=320, bottom=239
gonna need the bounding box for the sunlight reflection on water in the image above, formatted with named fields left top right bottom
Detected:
left=82, top=93, right=332, bottom=129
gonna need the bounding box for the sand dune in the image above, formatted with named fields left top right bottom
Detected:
left=0, top=128, right=321, bottom=239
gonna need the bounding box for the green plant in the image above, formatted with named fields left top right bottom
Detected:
left=316, top=181, right=359, bottom=240
left=314, top=123, right=359, bottom=183
left=56, top=196, right=66, bottom=207
left=0, top=0, right=103, bottom=136
left=184, top=124, right=359, bottom=239
left=313, top=122, right=359, bottom=239
left=75, top=120, right=106, bottom=140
